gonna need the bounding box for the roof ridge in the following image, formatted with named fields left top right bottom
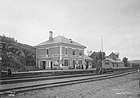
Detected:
left=36, top=35, right=86, bottom=48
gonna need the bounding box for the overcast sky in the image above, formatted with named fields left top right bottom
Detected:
left=0, top=0, right=140, bottom=60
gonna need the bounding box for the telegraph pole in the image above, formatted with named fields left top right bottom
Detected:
left=101, top=32, right=103, bottom=54
left=101, top=32, right=103, bottom=66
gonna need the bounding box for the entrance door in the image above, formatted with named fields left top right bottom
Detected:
left=86, top=62, right=88, bottom=69
left=50, top=61, right=53, bottom=69
left=43, top=61, right=46, bottom=70
left=73, top=60, right=76, bottom=69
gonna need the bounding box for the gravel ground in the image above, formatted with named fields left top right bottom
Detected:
left=1, top=73, right=140, bottom=98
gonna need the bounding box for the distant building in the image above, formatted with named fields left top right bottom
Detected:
left=35, top=31, right=86, bottom=70
left=107, top=52, right=119, bottom=60
left=102, top=52, right=124, bottom=68
left=102, top=58, right=124, bottom=68
left=89, top=51, right=106, bottom=61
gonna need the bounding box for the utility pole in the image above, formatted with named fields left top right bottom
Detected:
left=101, top=32, right=103, bottom=54
left=101, top=32, right=103, bottom=67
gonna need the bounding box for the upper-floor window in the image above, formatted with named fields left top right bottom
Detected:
left=46, top=49, right=49, bottom=54
left=64, top=59, right=69, bottom=66
left=79, top=51, right=82, bottom=56
left=65, top=48, right=68, bottom=55
left=72, top=49, right=75, bottom=55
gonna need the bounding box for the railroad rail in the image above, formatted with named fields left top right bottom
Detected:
left=0, top=68, right=136, bottom=84
left=0, top=69, right=137, bottom=96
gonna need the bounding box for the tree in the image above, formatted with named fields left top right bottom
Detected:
left=89, top=51, right=106, bottom=68
left=122, top=57, right=129, bottom=67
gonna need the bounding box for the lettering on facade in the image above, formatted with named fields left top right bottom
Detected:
left=39, top=54, right=59, bottom=58
left=38, top=54, right=48, bottom=58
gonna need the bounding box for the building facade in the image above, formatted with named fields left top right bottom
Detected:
left=35, top=31, right=86, bottom=70
left=102, top=52, right=124, bottom=68
left=102, top=58, right=124, bottom=68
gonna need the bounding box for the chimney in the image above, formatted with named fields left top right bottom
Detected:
left=69, top=39, right=73, bottom=43
left=49, top=31, right=53, bottom=41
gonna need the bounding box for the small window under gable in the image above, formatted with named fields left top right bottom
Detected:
left=105, top=61, right=109, bottom=65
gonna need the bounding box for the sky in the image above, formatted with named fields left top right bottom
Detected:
left=0, top=0, right=140, bottom=60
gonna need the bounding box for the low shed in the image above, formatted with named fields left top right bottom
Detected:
left=102, top=58, right=124, bottom=68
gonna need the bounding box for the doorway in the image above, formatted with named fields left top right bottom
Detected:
left=43, top=61, right=46, bottom=70
left=50, top=61, right=53, bottom=69
left=73, top=60, right=76, bottom=69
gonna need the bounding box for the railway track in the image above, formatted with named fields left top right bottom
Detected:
left=1, top=69, right=96, bottom=80
left=1, top=73, right=97, bottom=84
left=1, top=68, right=136, bottom=84
left=1, top=67, right=134, bottom=80
left=0, top=69, right=137, bottom=96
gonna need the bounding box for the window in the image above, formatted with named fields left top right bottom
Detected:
left=40, top=61, right=46, bottom=69
left=72, top=49, right=75, bottom=55
left=79, top=52, right=82, bottom=56
left=105, top=61, right=109, bottom=65
left=78, top=60, right=82, bottom=65
left=64, top=60, right=69, bottom=66
left=46, top=49, right=49, bottom=54
left=112, top=63, right=114, bottom=67
left=66, top=48, right=68, bottom=55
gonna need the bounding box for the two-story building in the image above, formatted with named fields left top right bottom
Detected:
left=35, top=31, right=86, bottom=70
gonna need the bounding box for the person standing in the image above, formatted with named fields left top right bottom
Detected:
left=8, top=68, right=12, bottom=77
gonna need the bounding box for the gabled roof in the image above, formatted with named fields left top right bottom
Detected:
left=85, top=55, right=93, bottom=61
left=102, top=58, right=124, bottom=63
left=103, top=58, right=116, bottom=62
left=36, top=36, right=86, bottom=48
left=109, top=52, right=119, bottom=56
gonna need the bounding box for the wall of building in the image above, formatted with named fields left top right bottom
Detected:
left=61, top=45, right=85, bottom=69
left=102, top=60, right=113, bottom=68
left=36, top=43, right=85, bottom=70
left=102, top=60, right=124, bottom=69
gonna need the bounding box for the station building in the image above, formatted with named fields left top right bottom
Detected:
left=102, top=52, right=124, bottom=68
left=35, top=31, right=86, bottom=70
left=102, top=58, right=124, bottom=68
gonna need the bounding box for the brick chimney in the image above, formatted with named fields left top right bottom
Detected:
left=49, top=31, right=53, bottom=41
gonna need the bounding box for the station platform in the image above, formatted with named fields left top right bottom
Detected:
left=0, top=68, right=97, bottom=79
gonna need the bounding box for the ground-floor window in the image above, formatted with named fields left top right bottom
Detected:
left=78, top=60, right=82, bottom=65
left=64, top=59, right=69, bottom=66
left=78, top=60, right=83, bottom=69
left=112, top=63, right=114, bottom=67
left=73, top=60, right=76, bottom=68
left=54, top=60, right=59, bottom=66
